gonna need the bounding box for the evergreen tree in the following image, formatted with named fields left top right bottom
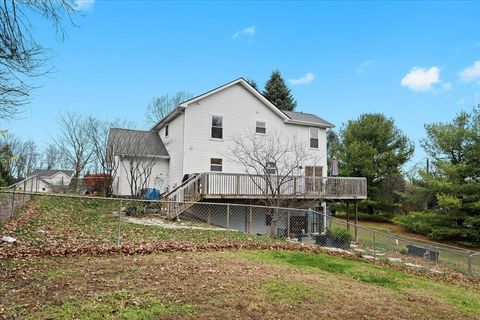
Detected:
left=263, top=70, right=297, bottom=111
left=245, top=78, right=258, bottom=90
left=396, top=106, right=480, bottom=246
left=336, top=113, right=414, bottom=212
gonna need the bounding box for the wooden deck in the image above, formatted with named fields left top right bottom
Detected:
left=162, top=172, right=367, bottom=218
left=201, top=173, right=367, bottom=200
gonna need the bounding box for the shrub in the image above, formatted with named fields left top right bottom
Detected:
left=124, top=204, right=148, bottom=217
left=393, top=211, right=480, bottom=244
left=84, top=173, right=112, bottom=195
left=336, top=212, right=393, bottom=223
left=326, top=227, right=353, bottom=243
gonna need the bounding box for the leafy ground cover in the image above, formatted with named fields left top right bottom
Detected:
left=0, top=196, right=277, bottom=252
left=0, top=250, right=479, bottom=319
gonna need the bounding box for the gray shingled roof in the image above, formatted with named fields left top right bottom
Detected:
left=108, top=128, right=169, bottom=157
left=31, top=169, right=75, bottom=177
left=283, top=111, right=334, bottom=128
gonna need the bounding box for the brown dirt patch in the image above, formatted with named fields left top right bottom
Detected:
left=0, top=252, right=477, bottom=320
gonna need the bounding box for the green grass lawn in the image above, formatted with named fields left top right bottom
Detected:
left=0, top=250, right=478, bottom=319
left=1, top=196, right=278, bottom=251
left=1, top=196, right=479, bottom=319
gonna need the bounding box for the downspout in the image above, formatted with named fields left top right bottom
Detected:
left=182, top=107, right=187, bottom=183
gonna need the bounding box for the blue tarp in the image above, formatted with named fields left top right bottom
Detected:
left=145, top=188, right=160, bottom=200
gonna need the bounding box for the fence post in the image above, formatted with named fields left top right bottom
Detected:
left=387, top=230, right=391, bottom=252
left=468, top=251, right=472, bottom=274
left=373, top=230, right=376, bottom=259
left=208, top=207, right=212, bottom=225
left=226, top=204, right=230, bottom=231
left=9, top=185, right=17, bottom=218
left=117, top=199, right=122, bottom=246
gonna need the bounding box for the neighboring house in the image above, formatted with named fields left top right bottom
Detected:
left=15, top=169, right=75, bottom=193
left=109, top=78, right=367, bottom=234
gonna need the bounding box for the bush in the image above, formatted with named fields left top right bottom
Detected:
left=336, top=212, right=393, bottom=223
left=326, top=227, right=353, bottom=243
left=124, top=204, right=148, bottom=217
left=393, top=211, right=480, bottom=245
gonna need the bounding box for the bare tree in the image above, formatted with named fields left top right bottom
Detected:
left=87, top=117, right=135, bottom=196
left=15, top=140, right=40, bottom=178
left=54, top=112, right=93, bottom=177
left=229, top=130, right=315, bottom=234
left=145, top=91, right=193, bottom=126
left=0, top=0, right=78, bottom=119
left=108, top=128, right=165, bottom=198
left=42, top=144, right=58, bottom=170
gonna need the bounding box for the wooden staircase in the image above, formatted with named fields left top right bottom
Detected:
left=162, top=174, right=203, bottom=219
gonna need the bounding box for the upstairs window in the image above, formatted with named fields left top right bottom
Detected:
left=211, top=115, right=223, bottom=139
left=256, top=121, right=266, bottom=134
left=210, top=158, right=223, bottom=172
left=165, top=124, right=169, bottom=137
left=310, top=127, right=319, bottom=149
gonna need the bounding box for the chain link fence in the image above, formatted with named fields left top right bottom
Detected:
left=0, top=189, right=479, bottom=278
left=0, top=186, right=31, bottom=222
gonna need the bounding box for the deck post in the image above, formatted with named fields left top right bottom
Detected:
left=346, top=201, right=350, bottom=231
left=226, top=204, right=230, bottom=230
left=354, top=200, right=358, bottom=242
left=287, top=211, right=291, bottom=238
left=248, top=207, right=253, bottom=234
left=322, top=201, right=327, bottom=234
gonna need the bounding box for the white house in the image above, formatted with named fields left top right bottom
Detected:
left=109, top=78, right=367, bottom=229
left=15, top=169, right=74, bottom=193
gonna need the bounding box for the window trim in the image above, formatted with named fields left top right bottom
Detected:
left=210, top=114, right=224, bottom=140
left=210, top=158, right=223, bottom=172
left=309, top=127, right=319, bottom=149
left=255, top=121, right=266, bottom=135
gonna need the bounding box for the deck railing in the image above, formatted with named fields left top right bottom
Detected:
left=202, top=173, right=367, bottom=199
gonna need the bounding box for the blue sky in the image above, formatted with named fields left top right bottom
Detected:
left=5, top=0, right=480, bottom=168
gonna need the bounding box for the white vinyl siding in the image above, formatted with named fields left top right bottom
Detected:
left=182, top=83, right=327, bottom=178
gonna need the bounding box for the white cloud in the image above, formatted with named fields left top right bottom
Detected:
left=459, top=60, right=480, bottom=82
left=441, top=82, right=452, bottom=92
left=288, top=72, right=315, bottom=85
left=357, top=59, right=374, bottom=73
left=232, top=26, right=256, bottom=39
left=75, top=0, right=94, bottom=11
left=400, top=66, right=441, bottom=92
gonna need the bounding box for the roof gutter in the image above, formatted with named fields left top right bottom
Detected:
left=285, top=119, right=334, bottom=129
left=150, top=106, right=186, bottom=132
left=118, top=154, right=170, bottom=160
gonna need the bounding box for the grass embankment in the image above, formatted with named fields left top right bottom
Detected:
left=0, top=196, right=277, bottom=252
left=0, top=250, right=479, bottom=319
left=1, top=196, right=479, bottom=318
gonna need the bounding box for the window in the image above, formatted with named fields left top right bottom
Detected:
left=210, top=158, right=223, bottom=172
left=266, top=161, right=276, bottom=175
left=256, top=121, right=266, bottom=134
left=165, top=124, right=169, bottom=137
left=309, top=127, right=319, bottom=148
left=211, top=115, right=223, bottom=139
